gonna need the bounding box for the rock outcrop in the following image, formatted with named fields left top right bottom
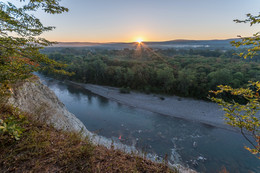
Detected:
left=8, top=78, right=91, bottom=136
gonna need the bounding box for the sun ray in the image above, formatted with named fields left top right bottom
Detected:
left=136, top=38, right=143, bottom=44
left=133, top=40, right=170, bottom=65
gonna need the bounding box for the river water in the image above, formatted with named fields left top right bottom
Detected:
left=39, top=75, right=259, bottom=173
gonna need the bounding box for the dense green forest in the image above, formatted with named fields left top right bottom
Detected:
left=41, top=47, right=260, bottom=99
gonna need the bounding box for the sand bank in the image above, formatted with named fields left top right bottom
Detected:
left=70, top=82, right=232, bottom=131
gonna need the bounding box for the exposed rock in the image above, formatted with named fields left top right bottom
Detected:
left=197, top=156, right=207, bottom=162
left=193, top=141, right=197, bottom=148
left=192, top=160, right=199, bottom=167
left=8, top=78, right=91, bottom=136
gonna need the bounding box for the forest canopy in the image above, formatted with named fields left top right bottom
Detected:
left=41, top=47, right=260, bottom=99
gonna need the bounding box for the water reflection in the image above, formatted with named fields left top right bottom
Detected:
left=39, top=75, right=260, bottom=173
left=97, top=96, right=109, bottom=107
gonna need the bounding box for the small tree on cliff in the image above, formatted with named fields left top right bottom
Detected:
left=0, top=0, right=70, bottom=96
left=211, top=13, right=260, bottom=158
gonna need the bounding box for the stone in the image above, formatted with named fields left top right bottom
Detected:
left=8, top=79, right=91, bottom=136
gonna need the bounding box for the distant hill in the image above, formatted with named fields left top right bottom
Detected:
left=55, top=42, right=100, bottom=47
left=53, top=39, right=239, bottom=50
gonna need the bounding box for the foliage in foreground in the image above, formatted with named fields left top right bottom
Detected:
left=212, top=12, right=260, bottom=158
left=231, top=13, right=260, bottom=59
left=0, top=0, right=72, bottom=141
left=0, top=105, right=175, bottom=173
left=0, top=0, right=70, bottom=97
left=210, top=82, right=260, bottom=158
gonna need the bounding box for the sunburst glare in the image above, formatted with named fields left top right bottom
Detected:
left=136, top=39, right=143, bottom=44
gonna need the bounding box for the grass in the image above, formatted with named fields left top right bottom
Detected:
left=0, top=104, right=176, bottom=173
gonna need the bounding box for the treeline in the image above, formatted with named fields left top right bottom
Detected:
left=42, top=48, right=260, bottom=99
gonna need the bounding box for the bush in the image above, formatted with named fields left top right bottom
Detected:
left=0, top=106, right=24, bottom=140
left=120, top=87, right=131, bottom=94
left=159, top=97, right=165, bottom=100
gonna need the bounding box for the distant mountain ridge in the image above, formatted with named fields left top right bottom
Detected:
left=53, top=39, right=239, bottom=50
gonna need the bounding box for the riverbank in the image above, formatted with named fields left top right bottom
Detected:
left=69, top=81, right=231, bottom=131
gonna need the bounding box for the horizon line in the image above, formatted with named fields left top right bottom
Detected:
left=55, top=38, right=238, bottom=44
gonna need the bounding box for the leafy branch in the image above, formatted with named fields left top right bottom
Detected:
left=231, top=13, right=260, bottom=59
left=210, top=82, right=260, bottom=158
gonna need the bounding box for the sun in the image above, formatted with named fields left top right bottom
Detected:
left=136, top=38, right=143, bottom=44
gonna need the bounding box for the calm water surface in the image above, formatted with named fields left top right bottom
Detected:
left=39, top=75, right=259, bottom=173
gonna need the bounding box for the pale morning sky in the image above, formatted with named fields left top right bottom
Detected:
left=8, top=0, right=260, bottom=42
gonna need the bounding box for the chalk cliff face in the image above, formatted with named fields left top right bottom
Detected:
left=8, top=79, right=90, bottom=136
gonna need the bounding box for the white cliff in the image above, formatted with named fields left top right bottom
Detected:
left=8, top=78, right=91, bottom=136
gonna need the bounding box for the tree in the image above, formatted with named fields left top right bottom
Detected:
left=211, top=13, right=260, bottom=158
left=0, top=0, right=69, bottom=139
left=156, top=66, right=175, bottom=93
left=231, top=13, right=260, bottom=59
left=211, top=82, right=260, bottom=158
left=0, top=0, right=70, bottom=96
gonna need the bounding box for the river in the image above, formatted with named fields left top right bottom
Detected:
left=39, top=75, right=259, bottom=173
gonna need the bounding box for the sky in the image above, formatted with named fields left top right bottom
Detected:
left=9, top=0, right=260, bottom=42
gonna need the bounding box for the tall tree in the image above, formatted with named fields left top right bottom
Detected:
left=0, top=0, right=69, bottom=139
left=0, top=0, right=69, bottom=96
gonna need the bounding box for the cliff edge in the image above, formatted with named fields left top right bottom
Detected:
left=8, top=78, right=91, bottom=136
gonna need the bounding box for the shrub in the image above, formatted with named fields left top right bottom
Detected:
left=120, top=87, right=131, bottom=94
